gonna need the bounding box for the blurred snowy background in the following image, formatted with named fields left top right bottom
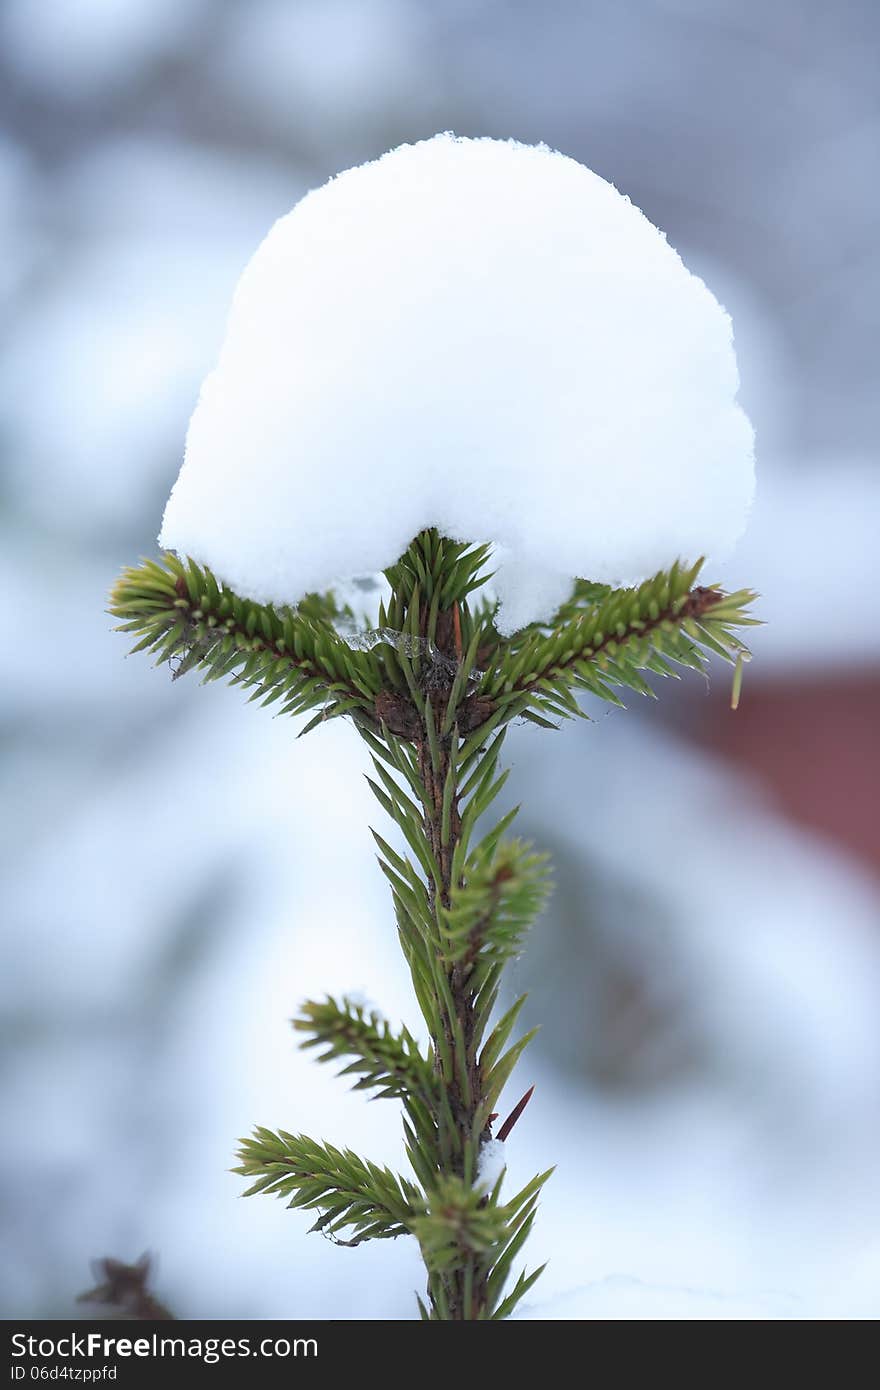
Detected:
left=1, top=0, right=879, bottom=1321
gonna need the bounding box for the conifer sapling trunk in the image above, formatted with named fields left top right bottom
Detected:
left=111, top=535, right=756, bottom=1318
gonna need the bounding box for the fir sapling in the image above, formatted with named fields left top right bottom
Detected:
left=111, top=134, right=758, bottom=1320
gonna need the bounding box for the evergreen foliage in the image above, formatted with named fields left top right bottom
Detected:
left=111, top=529, right=757, bottom=1319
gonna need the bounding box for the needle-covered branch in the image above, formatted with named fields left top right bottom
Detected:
left=438, top=837, right=552, bottom=971
left=412, top=1167, right=554, bottom=1319
left=234, top=1129, right=422, bottom=1246
left=480, top=559, right=758, bottom=728
left=295, top=996, right=437, bottom=1107
left=110, top=553, right=381, bottom=729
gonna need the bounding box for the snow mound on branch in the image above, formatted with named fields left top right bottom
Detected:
left=160, top=134, right=754, bottom=633
left=477, top=1138, right=507, bottom=1190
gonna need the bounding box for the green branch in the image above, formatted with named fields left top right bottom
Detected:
left=412, top=1167, right=554, bottom=1319
left=234, top=1129, right=422, bottom=1246
left=110, top=553, right=381, bottom=729
left=295, top=996, right=438, bottom=1107
left=439, top=838, right=551, bottom=971
left=480, top=559, right=758, bottom=726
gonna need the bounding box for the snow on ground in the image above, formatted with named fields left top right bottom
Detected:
left=497, top=715, right=880, bottom=1320
left=160, top=133, right=754, bottom=632
left=519, top=1277, right=804, bottom=1321
left=7, top=684, right=877, bottom=1319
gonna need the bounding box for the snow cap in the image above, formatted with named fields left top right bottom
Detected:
left=477, top=1138, right=507, bottom=1191
left=160, top=134, right=754, bottom=633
